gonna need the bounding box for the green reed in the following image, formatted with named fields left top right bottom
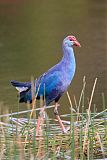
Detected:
left=0, top=77, right=107, bottom=159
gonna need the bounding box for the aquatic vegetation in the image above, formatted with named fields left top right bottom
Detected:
left=0, top=78, right=107, bottom=159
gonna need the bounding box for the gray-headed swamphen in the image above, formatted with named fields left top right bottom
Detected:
left=11, top=35, right=81, bottom=134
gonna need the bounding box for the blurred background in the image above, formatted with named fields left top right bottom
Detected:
left=0, top=0, right=107, bottom=115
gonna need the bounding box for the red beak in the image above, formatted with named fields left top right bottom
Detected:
left=74, top=40, right=81, bottom=47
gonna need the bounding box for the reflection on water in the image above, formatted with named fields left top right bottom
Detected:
left=0, top=0, right=107, bottom=113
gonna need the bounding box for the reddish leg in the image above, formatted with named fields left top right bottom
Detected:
left=36, top=107, right=45, bottom=136
left=54, top=103, right=67, bottom=133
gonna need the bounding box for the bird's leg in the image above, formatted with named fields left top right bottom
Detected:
left=54, top=103, right=67, bottom=133
left=36, top=106, right=45, bottom=136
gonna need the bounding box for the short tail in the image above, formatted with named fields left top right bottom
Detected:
left=11, top=80, right=31, bottom=103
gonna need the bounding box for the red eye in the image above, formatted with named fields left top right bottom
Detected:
left=68, top=36, right=76, bottom=41
left=69, top=38, right=72, bottom=41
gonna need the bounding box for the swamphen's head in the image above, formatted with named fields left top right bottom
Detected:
left=63, top=35, right=81, bottom=47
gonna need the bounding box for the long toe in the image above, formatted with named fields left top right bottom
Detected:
left=63, top=126, right=70, bottom=134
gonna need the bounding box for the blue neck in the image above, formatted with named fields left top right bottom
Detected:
left=61, top=45, right=75, bottom=66
left=60, top=45, right=76, bottom=81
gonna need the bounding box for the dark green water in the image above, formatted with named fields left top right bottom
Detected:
left=0, top=0, right=107, bottom=114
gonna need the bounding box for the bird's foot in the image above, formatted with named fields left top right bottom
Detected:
left=62, top=126, right=70, bottom=134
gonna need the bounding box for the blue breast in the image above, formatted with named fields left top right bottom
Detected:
left=11, top=39, right=76, bottom=105
left=24, top=46, right=76, bottom=105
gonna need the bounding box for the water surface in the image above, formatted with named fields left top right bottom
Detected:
left=0, top=0, right=107, bottom=114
